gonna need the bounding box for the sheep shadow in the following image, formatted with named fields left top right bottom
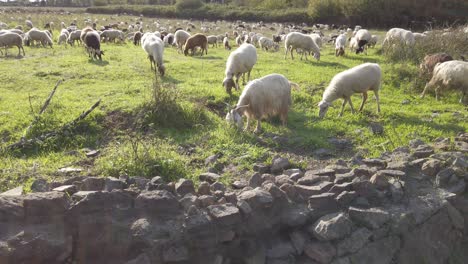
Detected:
left=191, top=55, right=223, bottom=60
left=88, top=59, right=109, bottom=66
left=347, top=55, right=382, bottom=64
left=311, top=60, right=348, bottom=69
left=161, top=75, right=183, bottom=84
left=1, top=54, right=24, bottom=60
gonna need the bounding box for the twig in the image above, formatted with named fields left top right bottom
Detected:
left=6, top=99, right=101, bottom=151
left=22, top=80, right=63, bottom=139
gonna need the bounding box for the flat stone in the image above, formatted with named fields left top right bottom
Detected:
left=207, top=203, right=241, bottom=227
left=295, top=182, right=333, bottom=197
left=175, top=179, right=195, bottom=195
left=199, top=172, right=221, bottom=183
left=0, top=186, right=24, bottom=196
left=275, top=175, right=294, bottom=186
left=58, top=167, right=82, bottom=174
left=104, top=177, right=125, bottom=192
left=135, top=190, right=181, bottom=215
left=52, top=185, right=77, bottom=195
left=298, top=175, right=331, bottom=186
left=328, top=182, right=352, bottom=194
left=284, top=168, right=302, bottom=176
left=306, top=169, right=335, bottom=177
left=348, top=207, right=391, bottom=229
left=197, top=181, right=211, bottom=195
left=362, top=158, right=386, bottom=168
left=85, top=149, right=100, bottom=157
left=334, top=172, right=355, bottom=184
left=271, top=156, right=290, bottom=174
left=30, top=178, right=49, bottom=192
left=311, top=212, right=354, bottom=241
left=211, top=181, right=226, bottom=192
left=231, top=180, right=248, bottom=189
left=335, top=191, right=358, bottom=207
left=369, top=172, right=390, bottom=190
left=238, top=187, right=273, bottom=209
left=290, top=173, right=303, bottom=182
left=421, top=159, right=442, bottom=177
left=81, top=177, right=105, bottom=191
left=253, top=163, right=270, bottom=173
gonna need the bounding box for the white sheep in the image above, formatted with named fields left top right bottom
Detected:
left=335, top=33, right=346, bottom=56
left=207, top=35, right=218, bottom=47
left=318, top=63, right=382, bottom=118
left=25, top=20, right=33, bottom=29
left=223, top=37, right=231, bottom=50
left=163, top=33, right=174, bottom=46
left=413, top=33, right=427, bottom=42
left=354, top=29, right=371, bottom=54
left=349, top=36, right=358, bottom=52
left=0, top=32, right=25, bottom=56
left=420, top=60, right=468, bottom=104
left=100, top=29, right=125, bottom=43
left=258, top=37, right=279, bottom=52
left=284, top=32, right=320, bottom=61
left=57, top=29, right=69, bottom=45
left=174, top=30, right=191, bottom=53
left=25, top=28, right=53, bottom=48
left=225, top=73, right=298, bottom=133
left=67, top=30, right=82, bottom=46
left=368, top=35, right=378, bottom=48
left=382, top=28, right=415, bottom=47
left=142, top=33, right=165, bottom=76
left=309, top=33, right=322, bottom=48
left=223, top=43, right=257, bottom=94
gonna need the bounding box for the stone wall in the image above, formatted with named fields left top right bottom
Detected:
left=1, top=133, right=467, bottom=264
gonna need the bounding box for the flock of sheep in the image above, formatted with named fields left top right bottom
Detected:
left=0, top=16, right=467, bottom=134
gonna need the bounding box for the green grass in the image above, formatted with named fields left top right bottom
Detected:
left=0, top=12, right=466, bottom=192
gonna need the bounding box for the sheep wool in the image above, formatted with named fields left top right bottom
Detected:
left=318, top=63, right=382, bottom=118
left=0, top=32, right=25, bottom=56
left=223, top=43, right=257, bottom=94
left=284, top=32, right=320, bottom=61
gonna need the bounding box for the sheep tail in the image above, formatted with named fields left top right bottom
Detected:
left=289, top=82, right=300, bottom=91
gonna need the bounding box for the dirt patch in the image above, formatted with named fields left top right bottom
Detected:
left=102, top=110, right=135, bottom=132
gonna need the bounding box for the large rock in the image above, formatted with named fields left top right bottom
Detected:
left=237, top=188, right=273, bottom=210
left=23, top=192, right=69, bottom=223
left=104, top=177, right=126, bottom=191
left=349, top=236, right=400, bottom=264
left=337, top=227, right=372, bottom=256
left=175, top=179, right=195, bottom=196
left=310, top=212, right=354, bottom=241
left=348, top=207, right=390, bottom=229
left=304, top=241, right=336, bottom=264
left=295, top=182, right=333, bottom=197
left=134, top=190, right=181, bottom=216
left=270, top=156, right=290, bottom=174
left=421, top=159, right=442, bottom=177
left=0, top=186, right=24, bottom=196
left=207, top=203, right=241, bottom=227
left=199, top=172, right=221, bottom=184
left=81, top=177, right=105, bottom=191
left=30, top=178, right=49, bottom=192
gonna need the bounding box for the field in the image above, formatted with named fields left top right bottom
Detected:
left=0, top=9, right=466, bottom=192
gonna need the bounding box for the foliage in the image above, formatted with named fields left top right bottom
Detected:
left=175, top=0, right=204, bottom=11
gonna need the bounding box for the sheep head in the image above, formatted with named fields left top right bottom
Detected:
left=158, top=64, right=165, bottom=77
left=318, top=101, right=331, bottom=118
left=225, top=104, right=249, bottom=129
left=223, top=77, right=236, bottom=95
left=314, top=52, right=321, bottom=61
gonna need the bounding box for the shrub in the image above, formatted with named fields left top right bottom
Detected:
left=175, top=0, right=204, bottom=11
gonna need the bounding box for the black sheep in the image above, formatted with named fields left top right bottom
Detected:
left=84, top=31, right=104, bottom=61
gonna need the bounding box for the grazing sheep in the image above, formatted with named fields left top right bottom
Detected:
left=183, top=33, right=208, bottom=56
left=142, top=33, right=165, bottom=76
left=284, top=32, right=320, bottom=61
left=318, top=63, right=382, bottom=118
left=84, top=31, right=104, bottom=61
left=207, top=35, right=218, bottom=47
left=133, top=31, right=142, bottom=46
left=163, top=33, right=174, bottom=46
left=225, top=73, right=298, bottom=133
left=67, top=30, right=82, bottom=46
left=349, top=36, right=358, bottom=52
left=100, top=29, right=125, bottom=43
left=57, top=29, right=69, bottom=45
left=235, top=35, right=243, bottom=46
left=223, top=37, right=231, bottom=50
left=420, top=60, right=468, bottom=104
left=80, top=27, right=95, bottom=43
left=0, top=32, right=25, bottom=56
left=25, top=28, right=53, bottom=48
left=258, top=37, right=279, bottom=52
left=25, top=20, right=33, bottom=29
left=382, top=28, right=415, bottom=47
left=419, top=53, right=453, bottom=79
left=174, top=29, right=191, bottom=53
left=413, top=33, right=427, bottom=42
left=368, top=35, right=378, bottom=48
left=335, top=33, right=346, bottom=56
left=309, top=33, right=322, bottom=48
left=272, top=34, right=282, bottom=44
left=223, top=43, right=257, bottom=94
left=354, top=29, right=371, bottom=54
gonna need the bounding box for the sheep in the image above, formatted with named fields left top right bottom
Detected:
left=100, top=29, right=125, bottom=43
left=419, top=53, right=453, bottom=79
left=318, top=63, right=382, bottom=118
left=420, top=60, right=468, bottom=104
left=83, top=31, right=104, bottom=61
left=163, top=33, right=174, bottom=46
left=25, top=28, right=53, bottom=48
left=174, top=29, right=191, bottom=53
left=0, top=32, right=25, bottom=56
left=368, top=35, right=378, bottom=48
left=67, top=30, right=82, bottom=46
left=25, top=20, right=33, bottom=29
left=258, top=37, right=279, bottom=52
left=284, top=32, right=320, bottom=61
left=223, top=43, right=257, bottom=94
left=235, top=35, right=243, bottom=46
left=354, top=29, right=371, bottom=54
left=141, top=33, right=165, bottom=76
left=413, top=32, right=427, bottom=42
left=272, top=34, right=282, bottom=43
left=309, top=33, right=322, bottom=48
left=225, top=73, right=298, bottom=133
left=335, top=33, right=346, bottom=56
left=223, top=37, right=231, bottom=50
left=382, top=28, right=415, bottom=47
left=80, top=27, right=95, bottom=43
left=57, top=29, right=69, bottom=45
left=183, top=33, right=208, bottom=56
left=349, top=36, right=358, bottom=52
left=207, top=35, right=218, bottom=47
left=133, top=31, right=142, bottom=46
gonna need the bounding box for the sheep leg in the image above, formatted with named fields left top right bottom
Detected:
left=235, top=74, right=241, bottom=90
left=244, top=117, right=250, bottom=131
left=254, top=120, right=262, bottom=134
left=374, top=90, right=381, bottom=113
left=358, top=92, right=368, bottom=112
left=291, top=48, right=294, bottom=60
left=435, top=87, right=441, bottom=101
left=420, top=83, right=431, bottom=98
left=339, top=99, right=347, bottom=117
left=247, top=70, right=251, bottom=83
left=348, top=98, right=356, bottom=114
left=284, top=46, right=289, bottom=59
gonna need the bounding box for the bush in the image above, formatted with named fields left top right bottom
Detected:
left=175, top=0, right=204, bottom=11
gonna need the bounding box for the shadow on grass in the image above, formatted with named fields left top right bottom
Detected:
left=88, top=59, right=109, bottom=66
left=2, top=54, right=25, bottom=60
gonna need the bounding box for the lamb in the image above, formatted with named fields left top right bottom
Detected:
left=354, top=29, right=371, bottom=54
left=183, top=33, right=208, bottom=56
left=258, top=37, right=279, bottom=52
left=419, top=53, right=453, bottom=79
left=25, top=28, right=53, bottom=48
left=133, top=31, right=142, bottom=46
left=142, top=33, right=165, bottom=76
left=0, top=32, right=25, bottom=56
left=335, top=33, right=346, bottom=56
left=174, top=29, right=191, bottom=53
left=284, top=32, right=320, bottom=61
left=225, top=73, right=298, bottom=133
left=420, top=60, right=468, bottom=104
left=223, top=43, right=257, bottom=94
left=83, top=31, right=104, bottom=61
left=67, top=30, right=82, bottom=46
left=207, top=35, right=218, bottom=47
left=57, top=29, right=69, bottom=45
left=223, top=37, right=231, bottom=50
left=382, top=28, right=415, bottom=47
left=318, top=63, right=382, bottom=118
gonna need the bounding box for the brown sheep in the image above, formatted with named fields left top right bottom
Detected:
left=419, top=53, right=453, bottom=78
left=80, top=27, right=94, bottom=43
left=183, top=33, right=208, bottom=56
left=133, top=31, right=142, bottom=46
